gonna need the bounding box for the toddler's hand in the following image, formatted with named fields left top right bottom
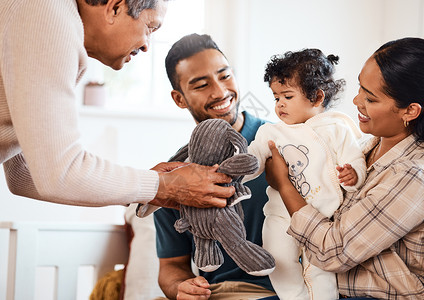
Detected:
left=336, top=164, right=358, bottom=186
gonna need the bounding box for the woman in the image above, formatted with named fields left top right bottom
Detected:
left=265, top=37, right=424, bottom=299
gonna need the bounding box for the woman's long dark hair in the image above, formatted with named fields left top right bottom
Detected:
left=373, top=37, right=424, bottom=143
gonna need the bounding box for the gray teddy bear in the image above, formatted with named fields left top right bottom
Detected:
left=169, top=118, right=275, bottom=276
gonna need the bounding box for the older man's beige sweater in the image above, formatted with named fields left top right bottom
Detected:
left=0, top=0, right=158, bottom=206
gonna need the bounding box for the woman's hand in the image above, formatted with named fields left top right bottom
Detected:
left=265, top=140, right=307, bottom=216
left=265, top=140, right=290, bottom=191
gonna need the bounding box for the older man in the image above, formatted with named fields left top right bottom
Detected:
left=0, top=1, right=233, bottom=209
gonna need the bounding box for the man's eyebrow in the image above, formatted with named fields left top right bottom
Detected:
left=188, top=66, right=230, bottom=85
left=358, top=75, right=377, bottom=97
left=188, top=76, right=207, bottom=85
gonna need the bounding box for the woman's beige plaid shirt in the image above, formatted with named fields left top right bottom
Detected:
left=288, top=134, right=424, bottom=299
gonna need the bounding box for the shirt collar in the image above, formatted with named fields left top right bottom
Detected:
left=365, top=134, right=420, bottom=172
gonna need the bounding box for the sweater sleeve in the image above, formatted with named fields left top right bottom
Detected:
left=1, top=1, right=158, bottom=206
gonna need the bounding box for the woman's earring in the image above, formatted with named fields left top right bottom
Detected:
left=404, top=120, right=409, bottom=127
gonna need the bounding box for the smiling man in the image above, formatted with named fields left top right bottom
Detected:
left=168, top=45, right=244, bottom=131
left=148, top=33, right=277, bottom=300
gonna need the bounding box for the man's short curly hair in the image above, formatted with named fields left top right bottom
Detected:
left=264, top=48, right=345, bottom=108
left=84, top=0, right=168, bottom=18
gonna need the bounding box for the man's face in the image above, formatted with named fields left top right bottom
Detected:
left=88, top=0, right=168, bottom=70
left=173, top=49, right=240, bottom=125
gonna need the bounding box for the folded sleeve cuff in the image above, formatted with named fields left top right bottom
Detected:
left=135, top=170, right=159, bottom=203
left=136, top=203, right=160, bottom=218
left=287, top=204, right=327, bottom=246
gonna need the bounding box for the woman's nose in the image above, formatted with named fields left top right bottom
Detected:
left=353, top=93, right=361, bottom=107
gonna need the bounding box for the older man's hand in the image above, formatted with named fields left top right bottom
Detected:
left=151, top=162, right=234, bottom=208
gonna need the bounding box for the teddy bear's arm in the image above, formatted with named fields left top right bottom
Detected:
left=168, top=144, right=189, bottom=162
left=217, top=154, right=259, bottom=176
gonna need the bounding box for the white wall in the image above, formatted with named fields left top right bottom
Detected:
left=382, top=0, right=424, bottom=41
left=205, top=0, right=424, bottom=122
left=1, top=0, right=423, bottom=225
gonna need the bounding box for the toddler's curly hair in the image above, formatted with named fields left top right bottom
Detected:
left=264, top=48, right=345, bottom=108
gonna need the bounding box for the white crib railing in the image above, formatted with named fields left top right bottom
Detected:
left=0, top=222, right=129, bottom=300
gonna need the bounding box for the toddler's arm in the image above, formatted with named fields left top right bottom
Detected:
left=243, top=124, right=273, bottom=183
left=331, top=118, right=366, bottom=190
left=336, top=164, right=358, bottom=186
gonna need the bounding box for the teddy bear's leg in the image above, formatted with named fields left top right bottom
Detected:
left=193, top=235, right=224, bottom=272
left=227, top=182, right=252, bottom=206
left=213, top=208, right=275, bottom=276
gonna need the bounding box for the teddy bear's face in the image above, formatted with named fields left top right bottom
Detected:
left=278, top=144, right=309, bottom=177
left=188, top=119, right=245, bottom=166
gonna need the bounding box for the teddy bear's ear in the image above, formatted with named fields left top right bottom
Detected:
left=298, top=145, right=309, bottom=155
left=227, top=129, right=248, bottom=153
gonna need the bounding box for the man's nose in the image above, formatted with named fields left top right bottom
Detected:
left=140, top=36, right=150, bottom=52
left=210, top=81, right=226, bottom=99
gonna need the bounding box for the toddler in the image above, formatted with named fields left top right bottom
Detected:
left=245, top=49, right=366, bottom=300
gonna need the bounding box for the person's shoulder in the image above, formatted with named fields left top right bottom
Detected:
left=240, top=111, right=266, bottom=144
left=23, top=0, right=81, bottom=26
left=241, top=111, right=272, bottom=143
left=310, top=110, right=349, bottom=124
left=311, top=111, right=362, bottom=139
left=392, top=137, right=424, bottom=166
left=243, top=111, right=269, bottom=127
left=371, top=136, right=424, bottom=177
left=5, top=0, right=82, bottom=35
